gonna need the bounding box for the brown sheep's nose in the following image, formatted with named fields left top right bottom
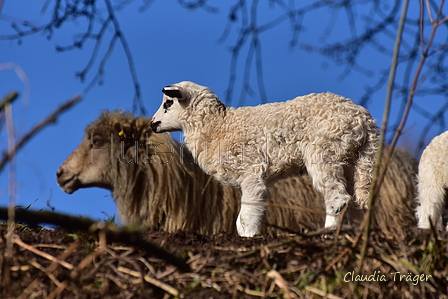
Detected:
left=56, top=167, right=64, bottom=179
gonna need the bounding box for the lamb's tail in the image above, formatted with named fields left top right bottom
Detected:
left=353, top=121, right=379, bottom=209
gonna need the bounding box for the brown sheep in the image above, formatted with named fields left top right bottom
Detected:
left=57, top=110, right=417, bottom=235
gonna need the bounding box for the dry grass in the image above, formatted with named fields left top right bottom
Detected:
left=0, top=218, right=447, bottom=299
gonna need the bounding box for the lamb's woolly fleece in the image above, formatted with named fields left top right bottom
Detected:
left=416, top=131, right=448, bottom=230
left=151, top=81, right=379, bottom=236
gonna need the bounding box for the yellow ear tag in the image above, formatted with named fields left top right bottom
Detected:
left=118, top=129, right=125, bottom=137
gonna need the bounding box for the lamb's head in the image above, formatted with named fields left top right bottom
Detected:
left=57, top=110, right=153, bottom=194
left=150, top=81, right=222, bottom=133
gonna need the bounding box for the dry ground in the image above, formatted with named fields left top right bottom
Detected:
left=1, top=216, right=447, bottom=299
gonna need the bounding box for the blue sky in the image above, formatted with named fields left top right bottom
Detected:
left=0, top=1, right=446, bottom=223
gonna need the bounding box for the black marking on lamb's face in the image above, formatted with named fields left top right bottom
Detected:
left=163, top=99, right=174, bottom=113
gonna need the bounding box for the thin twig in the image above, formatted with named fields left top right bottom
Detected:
left=104, top=0, right=145, bottom=114
left=18, top=238, right=78, bottom=299
left=0, top=94, right=82, bottom=172
left=29, top=260, right=63, bottom=287
left=16, top=279, right=42, bottom=299
left=13, top=235, right=75, bottom=270
left=0, top=208, right=191, bottom=272
left=118, top=266, right=179, bottom=296
left=355, top=0, right=409, bottom=283
left=305, top=286, right=343, bottom=299
left=70, top=250, right=104, bottom=279
left=0, top=91, right=19, bottom=111
left=3, top=98, right=17, bottom=288
left=45, top=280, right=69, bottom=299
left=386, top=0, right=446, bottom=160
left=267, top=269, right=295, bottom=299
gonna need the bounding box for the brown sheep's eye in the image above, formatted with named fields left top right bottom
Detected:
left=163, top=99, right=174, bottom=111
left=92, top=136, right=104, bottom=147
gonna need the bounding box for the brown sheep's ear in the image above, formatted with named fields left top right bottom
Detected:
left=135, top=117, right=152, bottom=137
left=113, top=122, right=131, bottom=138
left=162, top=86, right=183, bottom=99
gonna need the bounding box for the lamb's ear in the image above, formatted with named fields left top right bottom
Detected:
left=162, top=86, right=184, bottom=99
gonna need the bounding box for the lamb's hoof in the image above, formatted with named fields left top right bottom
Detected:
left=236, top=216, right=260, bottom=238
left=322, top=233, right=336, bottom=240
left=417, top=227, right=432, bottom=236
left=238, top=230, right=259, bottom=238
left=240, top=233, right=263, bottom=239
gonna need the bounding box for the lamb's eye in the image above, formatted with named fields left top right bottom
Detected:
left=163, top=99, right=174, bottom=111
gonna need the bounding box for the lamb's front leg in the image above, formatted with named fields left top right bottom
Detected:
left=236, top=175, right=269, bottom=237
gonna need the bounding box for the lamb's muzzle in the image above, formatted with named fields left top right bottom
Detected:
left=150, top=120, right=161, bottom=132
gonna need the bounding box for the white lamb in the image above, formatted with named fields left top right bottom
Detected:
left=416, top=131, right=448, bottom=230
left=150, top=81, right=379, bottom=237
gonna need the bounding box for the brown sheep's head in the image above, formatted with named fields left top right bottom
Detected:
left=56, top=110, right=154, bottom=194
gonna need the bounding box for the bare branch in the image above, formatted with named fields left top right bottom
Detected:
left=1, top=1, right=145, bottom=114
left=0, top=91, right=19, bottom=111
left=0, top=94, right=83, bottom=173
left=104, top=0, right=146, bottom=114
left=2, top=1, right=448, bottom=149
left=355, top=0, right=410, bottom=283
left=387, top=0, right=446, bottom=155
left=177, top=0, right=219, bottom=13
left=3, top=97, right=17, bottom=288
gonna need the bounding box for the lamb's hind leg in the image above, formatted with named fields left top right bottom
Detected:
left=416, top=179, right=445, bottom=230
left=306, top=162, right=351, bottom=229
left=236, top=174, right=269, bottom=237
